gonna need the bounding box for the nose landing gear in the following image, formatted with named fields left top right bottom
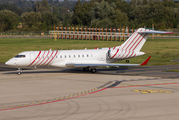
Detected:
left=17, top=68, right=22, bottom=75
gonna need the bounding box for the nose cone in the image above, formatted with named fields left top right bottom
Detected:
left=5, top=59, right=15, bottom=66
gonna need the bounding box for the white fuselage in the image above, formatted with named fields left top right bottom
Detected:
left=5, top=49, right=144, bottom=68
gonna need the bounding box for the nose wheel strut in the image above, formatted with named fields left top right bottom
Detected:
left=17, top=68, right=22, bottom=75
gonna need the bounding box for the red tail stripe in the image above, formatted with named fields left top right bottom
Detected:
left=38, top=51, right=50, bottom=66
left=115, top=49, right=122, bottom=59
left=121, top=30, right=137, bottom=49
left=120, top=50, right=126, bottom=59
left=42, top=51, right=54, bottom=66
left=46, top=51, right=58, bottom=66
left=132, top=33, right=147, bottom=51
left=123, top=51, right=131, bottom=59
left=126, top=51, right=134, bottom=59
left=28, top=51, right=41, bottom=67
left=129, top=29, right=147, bottom=51
left=128, top=52, right=134, bottom=58
left=125, top=29, right=143, bottom=50
left=111, top=49, right=119, bottom=59
left=128, top=33, right=144, bottom=51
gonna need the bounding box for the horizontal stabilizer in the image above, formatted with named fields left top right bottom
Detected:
left=138, top=30, right=173, bottom=34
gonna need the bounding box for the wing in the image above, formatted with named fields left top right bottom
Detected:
left=66, top=56, right=151, bottom=67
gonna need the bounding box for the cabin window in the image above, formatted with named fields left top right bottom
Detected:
left=38, top=56, right=40, bottom=59
left=65, top=55, right=66, bottom=58
left=56, top=56, right=58, bottom=58
left=91, top=54, right=93, bottom=57
left=78, top=55, right=80, bottom=57
left=87, top=54, right=89, bottom=57
left=82, top=55, right=84, bottom=57
left=14, top=55, right=26, bottom=58
left=69, top=55, right=71, bottom=58
left=74, top=55, right=75, bottom=58
left=60, top=55, right=62, bottom=58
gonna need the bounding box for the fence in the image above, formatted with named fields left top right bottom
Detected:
left=49, top=26, right=134, bottom=41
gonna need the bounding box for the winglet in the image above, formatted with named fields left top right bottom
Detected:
left=140, top=56, right=151, bottom=66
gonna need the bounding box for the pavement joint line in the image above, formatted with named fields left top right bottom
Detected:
left=0, top=80, right=115, bottom=112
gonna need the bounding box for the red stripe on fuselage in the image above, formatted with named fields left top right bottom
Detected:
left=45, top=50, right=58, bottom=66
left=28, top=51, right=41, bottom=67
left=42, top=51, right=54, bottom=66
left=33, top=51, right=46, bottom=66
left=38, top=51, right=50, bottom=66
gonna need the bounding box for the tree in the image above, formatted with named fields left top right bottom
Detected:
left=0, top=4, right=22, bottom=16
left=0, top=10, right=19, bottom=31
left=21, top=11, right=41, bottom=30
left=63, top=13, right=72, bottom=26
left=72, top=0, right=93, bottom=26
left=41, top=11, right=58, bottom=30
left=35, top=0, right=50, bottom=13
left=113, top=9, right=128, bottom=27
left=89, top=1, right=116, bottom=27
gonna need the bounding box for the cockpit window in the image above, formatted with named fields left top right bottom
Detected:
left=14, top=55, right=26, bottom=58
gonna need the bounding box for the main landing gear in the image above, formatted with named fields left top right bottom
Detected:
left=90, top=68, right=97, bottom=73
left=17, top=68, right=22, bottom=75
left=83, top=67, right=97, bottom=73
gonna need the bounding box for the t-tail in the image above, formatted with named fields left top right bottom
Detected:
left=119, top=28, right=173, bottom=52
left=108, top=28, right=172, bottom=60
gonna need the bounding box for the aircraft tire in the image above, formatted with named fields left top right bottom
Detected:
left=90, top=68, right=97, bottom=73
left=83, top=67, right=89, bottom=72
left=18, top=72, right=21, bottom=75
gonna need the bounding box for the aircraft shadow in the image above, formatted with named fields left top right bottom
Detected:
left=2, top=67, right=136, bottom=75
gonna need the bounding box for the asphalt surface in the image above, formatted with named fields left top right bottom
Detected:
left=1, top=63, right=179, bottom=78
left=1, top=63, right=179, bottom=120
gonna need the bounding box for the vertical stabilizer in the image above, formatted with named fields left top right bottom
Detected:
left=119, top=28, right=149, bottom=52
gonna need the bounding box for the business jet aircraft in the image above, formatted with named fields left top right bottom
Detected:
left=5, top=28, right=172, bottom=75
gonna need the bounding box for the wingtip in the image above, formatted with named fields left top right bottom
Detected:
left=140, top=56, right=151, bottom=66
